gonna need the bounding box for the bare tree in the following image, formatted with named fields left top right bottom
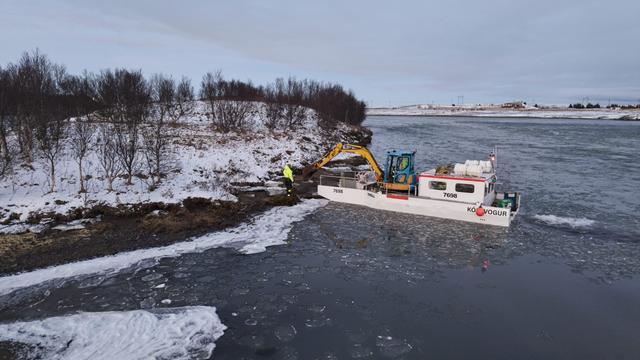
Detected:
left=97, top=69, right=151, bottom=185
left=35, top=113, right=67, bottom=193
left=96, top=124, right=121, bottom=192
left=13, top=50, right=58, bottom=165
left=69, top=116, right=94, bottom=193
left=0, top=66, right=15, bottom=175
left=95, top=69, right=122, bottom=123
left=263, top=83, right=282, bottom=130
left=33, top=60, right=70, bottom=193
left=113, top=123, right=139, bottom=185
left=200, top=71, right=221, bottom=123
left=279, top=77, right=307, bottom=129
left=143, top=74, right=173, bottom=187
left=200, top=71, right=254, bottom=132
left=173, top=76, right=194, bottom=122
left=64, top=72, right=100, bottom=193
left=212, top=99, right=254, bottom=132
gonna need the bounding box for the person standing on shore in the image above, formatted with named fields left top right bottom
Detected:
left=283, top=164, right=294, bottom=196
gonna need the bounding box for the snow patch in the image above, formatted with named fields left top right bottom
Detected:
left=0, top=306, right=225, bottom=360
left=0, top=199, right=327, bottom=296
left=0, top=223, right=47, bottom=235
left=533, top=214, right=595, bottom=228
left=0, top=217, right=100, bottom=234
left=51, top=218, right=100, bottom=231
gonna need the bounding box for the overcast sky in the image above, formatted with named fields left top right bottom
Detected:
left=1, top=0, right=639, bottom=106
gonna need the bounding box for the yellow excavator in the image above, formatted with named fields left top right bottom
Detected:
left=302, top=143, right=417, bottom=192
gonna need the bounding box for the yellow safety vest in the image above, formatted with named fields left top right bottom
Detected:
left=283, top=165, right=294, bottom=182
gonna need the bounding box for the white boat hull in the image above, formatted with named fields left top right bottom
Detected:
left=318, top=185, right=514, bottom=227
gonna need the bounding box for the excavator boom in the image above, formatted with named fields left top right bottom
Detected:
left=302, top=143, right=383, bottom=181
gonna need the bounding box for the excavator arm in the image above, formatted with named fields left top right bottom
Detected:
left=302, top=143, right=384, bottom=181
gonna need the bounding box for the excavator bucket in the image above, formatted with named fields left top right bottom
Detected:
left=302, top=165, right=317, bottom=180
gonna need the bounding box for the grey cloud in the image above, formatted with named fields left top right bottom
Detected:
left=2, top=0, right=638, bottom=105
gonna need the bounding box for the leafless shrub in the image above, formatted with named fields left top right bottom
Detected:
left=96, top=124, right=121, bottom=192
left=263, top=83, right=283, bottom=130
left=69, top=116, right=94, bottom=193
left=277, top=77, right=307, bottom=129
left=0, top=66, right=15, bottom=176
left=97, top=69, right=151, bottom=185
left=143, top=74, right=173, bottom=187
left=200, top=71, right=255, bottom=132
left=35, top=114, right=67, bottom=193
left=173, top=76, right=194, bottom=121
left=33, top=62, right=72, bottom=192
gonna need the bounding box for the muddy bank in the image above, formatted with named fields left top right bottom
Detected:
left=0, top=190, right=302, bottom=275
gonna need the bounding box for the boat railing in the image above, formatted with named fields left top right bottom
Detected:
left=319, top=175, right=360, bottom=189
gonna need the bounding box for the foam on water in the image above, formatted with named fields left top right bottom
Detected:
left=0, top=199, right=327, bottom=296
left=533, top=214, right=596, bottom=228
left=0, top=306, right=225, bottom=360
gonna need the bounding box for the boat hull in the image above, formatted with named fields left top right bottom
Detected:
left=318, top=185, right=513, bottom=227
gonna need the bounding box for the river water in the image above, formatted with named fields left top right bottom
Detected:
left=1, top=116, right=640, bottom=359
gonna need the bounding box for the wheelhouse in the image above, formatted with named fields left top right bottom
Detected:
left=417, top=171, right=497, bottom=205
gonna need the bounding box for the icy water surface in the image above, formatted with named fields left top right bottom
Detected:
left=1, top=116, right=640, bottom=359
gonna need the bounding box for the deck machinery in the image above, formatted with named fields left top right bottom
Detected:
left=302, top=143, right=418, bottom=192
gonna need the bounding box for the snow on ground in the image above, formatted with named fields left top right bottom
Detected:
left=0, top=306, right=226, bottom=360
left=367, top=105, right=640, bottom=120
left=0, top=198, right=327, bottom=296
left=0, top=101, right=347, bottom=226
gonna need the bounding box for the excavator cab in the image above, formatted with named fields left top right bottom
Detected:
left=383, top=150, right=417, bottom=192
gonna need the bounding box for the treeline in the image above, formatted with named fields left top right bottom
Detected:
left=200, top=71, right=366, bottom=131
left=0, top=50, right=366, bottom=191
left=569, top=103, right=601, bottom=109
left=569, top=103, right=640, bottom=109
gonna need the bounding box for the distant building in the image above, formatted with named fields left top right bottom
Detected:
left=501, top=101, right=525, bottom=109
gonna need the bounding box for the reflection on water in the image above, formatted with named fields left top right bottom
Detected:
left=311, top=203, right=509, bottom=268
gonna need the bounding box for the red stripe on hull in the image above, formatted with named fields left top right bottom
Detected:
left=386, top=194, right=409, bottom=200
left=418, top=175, right=487, bottom=183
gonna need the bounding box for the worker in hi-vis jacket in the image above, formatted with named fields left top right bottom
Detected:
left=283, top=164, right=294, bottom=196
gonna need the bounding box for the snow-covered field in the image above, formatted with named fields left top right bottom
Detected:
left=0, top=101, right=353, bottom=229
left=367, top=104, right=640, bottom=120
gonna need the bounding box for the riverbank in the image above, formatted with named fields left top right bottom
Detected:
left=0, top=158, right=370, bottom=275
left=0, top=101, right=371, bottom=275
left=367, top=105, right=640, bottom=120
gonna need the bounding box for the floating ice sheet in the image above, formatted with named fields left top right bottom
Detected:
left=533, top=214, right=595, bottom=228
left=0, top=306, right=225, bottom=360
left=0, top=199, right=327, bottom=296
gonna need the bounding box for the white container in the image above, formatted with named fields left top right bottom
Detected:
left=453, top=163, right=466, bottom=175
left=479, top=160, right=493, bottom=173
left=465, top=164, right=483, bottom=177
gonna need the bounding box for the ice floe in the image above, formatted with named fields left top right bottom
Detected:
left=0, top=199, right=327, bottom=296
left=0, top=306, right=226, bottom=360
left=533, top=214, right=595, bottom=228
